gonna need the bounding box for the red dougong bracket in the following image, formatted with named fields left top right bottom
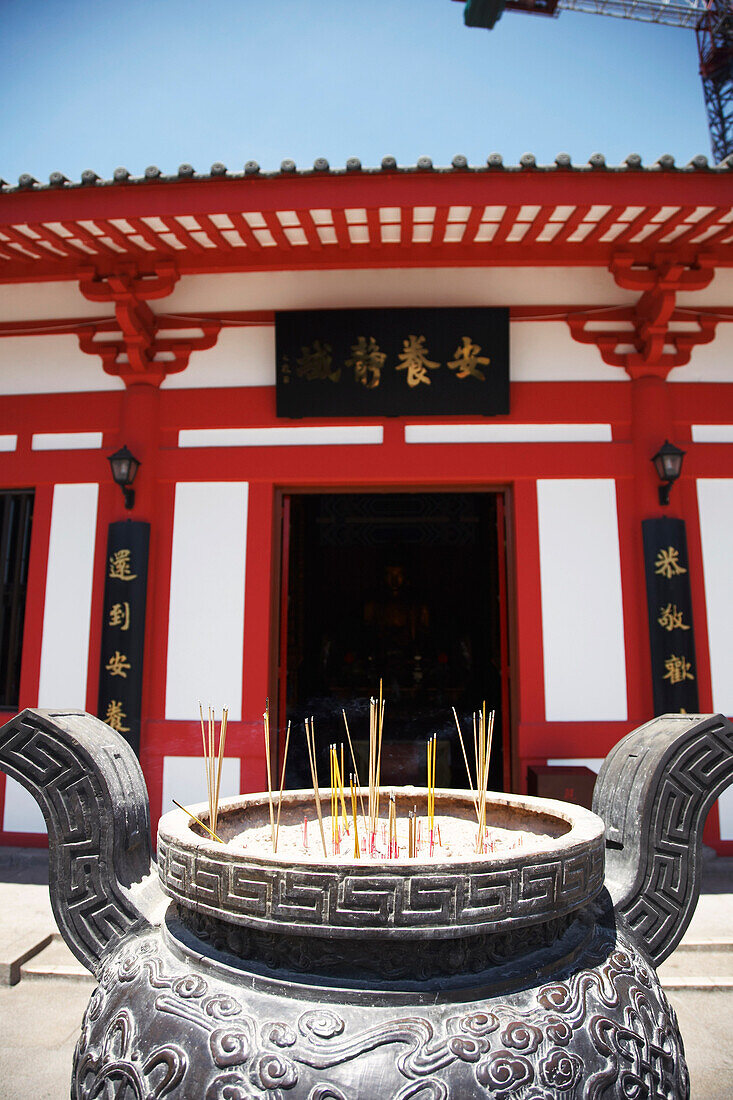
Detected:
left=567, top=252, right=719, bottom=379
left=77, top=263, right=221, bottom=387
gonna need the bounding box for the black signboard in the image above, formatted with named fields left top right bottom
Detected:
left=642, top=517, right=699, bottom=715
left=98, top=520, right=150, bottom=755
left=275, top=307, right=509, bottom=418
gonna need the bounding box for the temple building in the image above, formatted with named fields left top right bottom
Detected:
left=0, top=153, right=731, bottom=851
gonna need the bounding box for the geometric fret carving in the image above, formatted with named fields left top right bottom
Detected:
left=593, top=711, right=733, bottom=966
left=0, top=709, right=157, bottom=973
left=157, top=830, right=605, bottom=938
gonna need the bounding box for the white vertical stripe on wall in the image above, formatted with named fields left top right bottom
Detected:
left=697, top=478, right=733, bottom=715
left=166, top=482, right=248, bottom=720
left=718, top=787, right=733, bottom=842
left=37, top=483, right=98, bottom=708
left=3, top=776, right=47, bottom=833
left=537, top=479, right=627, bottom=722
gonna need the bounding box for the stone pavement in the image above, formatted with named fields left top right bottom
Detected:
left=0, top=845, right=731, bottom=1098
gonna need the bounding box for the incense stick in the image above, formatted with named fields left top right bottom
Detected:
left=212, top=707, right=228, bottom=835
left=274, top=720, right=291, bottom=854
left=342, top=710, right=368, bottom=833
left=453, top=706, right=479, bottom=819
left=172, top=798, right=224, bottom=844
left=263, top=699, right=276, bottom=852
left=304, top=717, right=328, bottom=857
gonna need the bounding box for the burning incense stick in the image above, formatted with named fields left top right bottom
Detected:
left=350, top=775, right=360, bottom=859
left=172, top=798, right=224, bottom=844
left=304, top=717, right=328, bottom=857
left=263, top=699, right=276, bottom=852
left=199, top=705, right=228, bottom=837
left=274, top=720, right=291, bottom=854
left=212, top=707, right=228, bottom=835
left=342, top=710, right=368, bottom=832
left=453, top=706, right=479, bottom=818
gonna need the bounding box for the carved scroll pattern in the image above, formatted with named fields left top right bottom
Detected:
left=0, top=708, right=155, bottom=973
left=73, top=925, right=689, bottom=1098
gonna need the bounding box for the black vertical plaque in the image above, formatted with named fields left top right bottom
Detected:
left=98, top=520, right=150, bottom=755
left=642, top=517, right=699, bottom=715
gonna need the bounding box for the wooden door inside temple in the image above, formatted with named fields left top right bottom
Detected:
left=278, top=491, right=511, bottom=794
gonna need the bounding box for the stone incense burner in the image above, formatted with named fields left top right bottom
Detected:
left=1, top=708, right=732, bottom=1099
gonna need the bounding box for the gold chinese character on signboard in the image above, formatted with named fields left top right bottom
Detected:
left=105, top=700, right=130, bottom=733
left=296, top=340, right=340, bottom=382
left=346, top=336, right=386, bottom=389
left=657, top=603, right=690, bottom=632
left=280, top=354, right=292, bottom=384
left=448, top=336, right=490, bottom=381
left=654, top=546, right=687, bottom=579
left=663, top=654, right=695, bottom=685
left=397, top=334, right=439, bottom=387
left=108, top=549, right=137, bottom=582
left=108, top=602, right=130, bottom=631
left=105, top=650, right=131, bottom=678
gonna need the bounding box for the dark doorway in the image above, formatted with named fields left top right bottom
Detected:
left=279, top=492, right=508, bottom=793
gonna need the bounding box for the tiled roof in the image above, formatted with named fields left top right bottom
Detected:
left=2, top=152, right=731, bottom=193
left=1, top=155, right=730, bottom=278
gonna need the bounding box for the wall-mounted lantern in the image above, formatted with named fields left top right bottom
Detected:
left=107, top=445, right=141, bottom=510
left=652, top=440, right=685, bottom=506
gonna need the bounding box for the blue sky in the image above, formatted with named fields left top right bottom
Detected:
left=1, top=0, right=710, bottom=183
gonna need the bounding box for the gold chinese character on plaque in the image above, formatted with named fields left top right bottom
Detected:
left=296, top=340, right=340, bottom=382
left=346, top=336, right=386, bottom=389
left=108, top=602, right=131, bottom=631
left=397, top=334, right=439, bottom=387
left=108, top=549, right=137, bottom=582
left=104, top=700, right=130, bottom=734
left=657, top=603, right=690, bottom=632
left=447, top=336, right=490, bottom=381
left=662, top=654, right=695, bottom=685
left=105, top=650, right=131, bottom=679
left=280, top=354, right=292, bottom=384
left=654, top=546, right=687, bottom=579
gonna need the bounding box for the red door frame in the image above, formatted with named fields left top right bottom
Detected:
left=274, top=484, right=516, bottom=792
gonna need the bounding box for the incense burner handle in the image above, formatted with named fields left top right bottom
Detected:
left=593, top=711, right=733, bottom=966
left=0, top=708, right=163, bottom=974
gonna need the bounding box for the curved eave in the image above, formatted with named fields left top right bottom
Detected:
left=1, top=167, right=732, bottom=283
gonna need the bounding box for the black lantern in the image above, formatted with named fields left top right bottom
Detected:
left=652, top=440, right=685, bottom=506
left=107, top=445, right=141, bottom=510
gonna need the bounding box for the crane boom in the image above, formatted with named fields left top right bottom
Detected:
left=457, top=0, right=733, bottom=161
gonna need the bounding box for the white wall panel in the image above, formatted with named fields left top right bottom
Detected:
left=0, top=281, right=112, bottom=322
left=0, top=435, right=17, bottom=451
left=510, top=322, right=625, bottom=382
left=691, top=424, right=733, bottom=442
left=38, top=483, right=98, bottom=709
left=32, top=431, right=103, bottom=450
left=405, top=423, right=612, bottom=444
left=164, top=267, right=639, bottom=313
left=537, top=479, right=627, bottom=722
left=2, top=776, right=46, bottom=834
left=546, top=758, right=603, bottom=773
left=166, top=482, right=248, bottom=720
left=163, top=326, right=276, bottom=389
left=162, top=755, right=240, bottom=818
left=697, top=479, right=733, bottom=715
left=668, top=323, right=733, bottom=383
left=179, top=426, right=383, bottom=447
left=0, top=335, right=123, bottom=394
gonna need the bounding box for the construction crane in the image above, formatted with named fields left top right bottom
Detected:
left=454, top=0, right=733, bottom=163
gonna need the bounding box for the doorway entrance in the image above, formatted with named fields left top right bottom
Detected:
left=279, top=491, right=510, bottom=793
